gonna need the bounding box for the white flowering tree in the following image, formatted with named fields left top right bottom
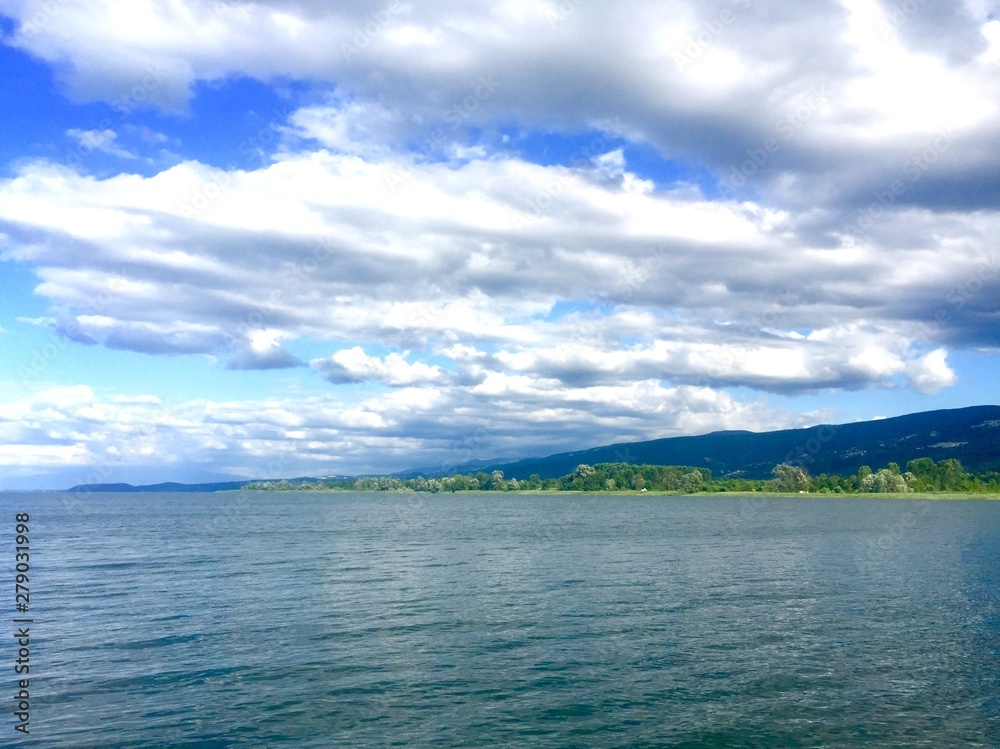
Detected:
left=771, top=464, right=811, bottom=492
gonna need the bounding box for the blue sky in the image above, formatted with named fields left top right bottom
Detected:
left=1, top=0, right=999, bottom=489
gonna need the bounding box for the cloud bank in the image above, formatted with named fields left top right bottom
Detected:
left=0, top=0, right=997, bottom=485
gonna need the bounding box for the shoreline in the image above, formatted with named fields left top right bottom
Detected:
left=230, top=488, right=1000, bottom=500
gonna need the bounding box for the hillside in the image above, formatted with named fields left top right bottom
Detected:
left=434, top=406, right=1000, bottom=481
left=65, top=406, right=1000, bottom=491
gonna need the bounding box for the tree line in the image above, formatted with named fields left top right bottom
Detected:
left=242, top=457, right=1000, bottom=494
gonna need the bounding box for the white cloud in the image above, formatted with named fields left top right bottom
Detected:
left=227, top=329, right=305, bottom=371
left=0, top=380, right=826, bottom=484
left=0, top=1, right=996, bottom=228
left=288, top=99, right=405, bottom=157
left=121, top=124, right=171, bottom=146
left=2, top=0, right=997, bottom=485
left=905, top=348, right=958, bottom=394
left=836, top=0, right=995, bottom=139
left=7, top=1, right=996, bottom=156
left=312, top=347, right=449, bottom=387
left=66, top=128, right=136, bottom=159
left=0, top=148, right=990, bottom=397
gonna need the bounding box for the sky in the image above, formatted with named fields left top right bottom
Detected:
left=0, top=0, right=998, bottom=489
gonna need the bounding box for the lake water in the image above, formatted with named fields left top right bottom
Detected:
left=1, top=491, right=998, bottom=747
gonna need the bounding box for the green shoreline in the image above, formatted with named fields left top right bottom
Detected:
left=235, top=488, right=1000, bottom=500
left=241, top=457, right=1000, bottom=497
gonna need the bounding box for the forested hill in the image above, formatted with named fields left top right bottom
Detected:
left=66, top=406, right=1000, bottom=491
left=451, top=406, right=1000, bottom=481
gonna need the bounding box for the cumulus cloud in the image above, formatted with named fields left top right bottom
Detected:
left=1, top=0, right=997, bottom=484
left=4, top=0, right=998, bottom=209
left=905, top=348, right=958, bottom=394
left=0, top=148, right=990, bottom=394
left=288, top=98, right=408, bottom=157
left=0, top=380, right=828, bottom=487
left=492, top=331, right=926, bottom=393
left=312, top=347, right=449, bottom=387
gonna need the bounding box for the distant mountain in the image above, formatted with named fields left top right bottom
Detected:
left=67, top=480, right=255, bottom=493
left=67, top=477, right=352, bottom=493
left=416, top=406, right=1000, bottom=481
left=65, top=406, right=1000, bottom=491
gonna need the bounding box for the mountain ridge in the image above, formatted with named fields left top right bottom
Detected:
left=401, top=405, right=1000, bottom=480
left=67, top=405, right=1000, bottom=491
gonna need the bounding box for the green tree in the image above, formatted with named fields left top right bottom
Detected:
left=936, top=459, right=968, bottom=491
left=861, top=468, right=910, bottom=493
left=771, top=464, right=810, bottom=492
left=906, top=458, right=936, bottom=491
left=679, top=470, right=705, bottom=493
left=570, top=464, right=598, bottom=491
left=906, top=457, right=968, bottom=491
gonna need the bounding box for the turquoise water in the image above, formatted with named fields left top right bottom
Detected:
left=2, top=491, right=998, bottom=747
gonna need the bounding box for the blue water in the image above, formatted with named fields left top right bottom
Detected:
left=1, top=491, right=998, bottom=747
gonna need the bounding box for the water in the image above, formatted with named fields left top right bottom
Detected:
left=1, top=491, right=998, bottom=747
